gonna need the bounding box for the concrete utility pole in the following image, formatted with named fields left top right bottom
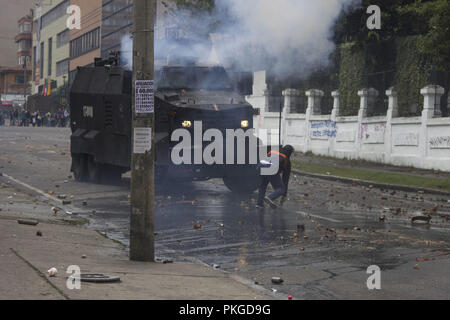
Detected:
left=130, top=0, right=155, bottom=262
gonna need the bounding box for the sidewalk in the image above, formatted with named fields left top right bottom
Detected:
left=0, top=182, right=273, bottom=300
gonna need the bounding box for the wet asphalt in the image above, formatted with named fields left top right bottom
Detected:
left=1, top=126, right=449, bottom=299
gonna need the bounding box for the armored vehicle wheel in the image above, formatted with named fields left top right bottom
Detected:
left=72, top=154, right=88, bottom=182
left=223, top=175, right=259, bottom=195
left=101, top=165, right=122, bottom=185
left=87, top=156, right=102, bottom=183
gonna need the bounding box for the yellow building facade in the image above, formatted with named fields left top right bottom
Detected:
left=32, top=0, right=70, bottom=95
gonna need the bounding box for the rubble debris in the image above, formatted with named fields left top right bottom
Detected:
left=51, top=207, right=60, bottom=214
left=411, top=215, right=431, bottom=224
left=82, top=201, right=88, bottom=206
left=36, top=230, right=43, bottom=237
left=416, top=257, right=434, bottom=262
left=57, top=195, right=67, bottom=200
left=213, top=264, right=220, bottom=269
left=429, top=206, right=438, bottom=213
left=163, top=259, right=173, bottom=264
left=18, top=219, right=39, bottom=226
left=379, top=215, right=386, bottom=222
left=48, top=268, right=58, bottom=277
left=271, top=277, right=284, bottom=285
left=62, top=200, right=72, bottom=205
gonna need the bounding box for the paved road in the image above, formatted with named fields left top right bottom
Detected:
left=1, top=126, right=449, bottom=299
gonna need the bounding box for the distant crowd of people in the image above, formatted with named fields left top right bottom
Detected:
left=0, top=108, right=70, bottom=128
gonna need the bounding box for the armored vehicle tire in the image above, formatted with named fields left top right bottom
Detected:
left=101, top=165, right=123, bottom=185
left=72, top=154, right=88, bottom=182
left=87, top=156, right=102, bottom=183
left=223, top=176, right=259, bottom=194
left=86, top=156, right=122, bottom=185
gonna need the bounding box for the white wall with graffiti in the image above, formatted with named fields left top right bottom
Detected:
left=247, top=72, right=450, bottom=172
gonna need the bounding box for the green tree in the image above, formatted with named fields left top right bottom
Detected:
left=399, top=0, right=450, bottom=70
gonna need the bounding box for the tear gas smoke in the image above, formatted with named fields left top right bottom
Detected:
left=121, top=0, right=361, bottom=79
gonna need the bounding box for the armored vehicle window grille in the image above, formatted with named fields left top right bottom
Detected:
left=105, top=102, right=113, bottom=128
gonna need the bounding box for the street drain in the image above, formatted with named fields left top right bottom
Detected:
left=79, top=274, right=121, bottom=283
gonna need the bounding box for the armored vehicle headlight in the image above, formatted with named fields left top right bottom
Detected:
left=241, top=120, right=249, bottom=128
left=182, top=120, right=192, bottom=128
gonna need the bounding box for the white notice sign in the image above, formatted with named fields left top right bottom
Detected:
left=133, top=128, right=152, bottom=154
left=135, top=80, right=154, bottom=114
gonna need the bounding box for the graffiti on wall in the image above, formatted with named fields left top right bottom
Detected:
left=393, top=133, right=419, bottom=147
left=310, top=121, right=337, bottom=140
left=429, top=136, right=450, bottom=149
left=360, top=123, right=386, bottom=144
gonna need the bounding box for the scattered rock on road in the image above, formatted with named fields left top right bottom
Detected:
left=18, top=219, right=39, bottom=226
left=271, top=277, right=284, bottom=285
left=47, top=267, right=58, bottom=277
left=411, top=215, right=431, bottom=224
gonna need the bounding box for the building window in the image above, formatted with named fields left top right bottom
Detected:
left=19, top=22, right=31, bottom=33
left=32, top=46, right=36, bottom=76
left=18, top=40, right=31, bottom=52
left=57, top=29, right=69, bottom=48
left=48, top=38, right=52, bottom=76
left=40, top=42, right=44, bottom=79
left=56, top=59, right=69, bottom=77
left=70, top=27, right=100, bottom=58
left=40, top=0, right=69, bottom=30
left=18, top=56, right=29, bottom=66
left=15, top=76, right=25, bottom=84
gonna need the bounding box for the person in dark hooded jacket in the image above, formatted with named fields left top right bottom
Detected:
left=256, top=145, right=294, bottom=209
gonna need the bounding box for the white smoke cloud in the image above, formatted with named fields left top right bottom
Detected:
left=121, top=35, right=133, bottom=70
left=123, top=0, right=361, bottom=78
left=214, top=0, right=361, bottom=77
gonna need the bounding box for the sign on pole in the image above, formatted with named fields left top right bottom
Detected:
left=135, top=80, right=154, bottom=114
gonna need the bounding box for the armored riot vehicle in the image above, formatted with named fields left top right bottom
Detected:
left=69, top=55, right=260, bottom=193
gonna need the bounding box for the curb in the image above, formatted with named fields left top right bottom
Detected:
left=292, top=169, right=450, bottom=197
